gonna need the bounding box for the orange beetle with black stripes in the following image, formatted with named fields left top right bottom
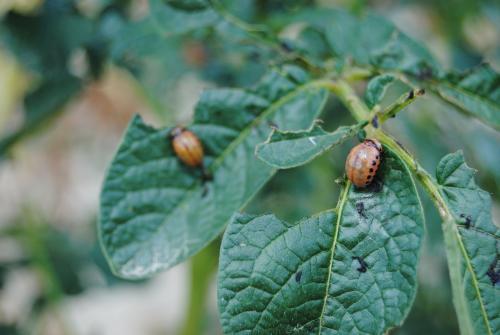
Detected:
left=345, top=139, right=382, bottom=187
left=170, top=127, right=204, bottom=167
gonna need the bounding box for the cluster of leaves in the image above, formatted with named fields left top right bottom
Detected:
left=95, top=2, right=499, bottom=335
left=1, top=1, right=498, bottom=334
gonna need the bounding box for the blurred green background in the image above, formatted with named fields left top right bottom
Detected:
left=0, top=0, right=499, bottom=334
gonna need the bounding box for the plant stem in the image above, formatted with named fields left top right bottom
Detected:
left=209, top=0, right=323, bottom=74
left=317, top=79, right=370, bottom=122
left=374, top=131, right=452, bottom=220
left=320, top=79, right=453, bottom=221
left=178, top=239, right=219, bottom=335
left=377, top=88, right=425, bottom=123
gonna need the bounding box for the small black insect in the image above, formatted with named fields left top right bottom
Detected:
left=295, top=270, right=303, bottom=283
left=460, top=214, right=472, bottom=229
left=407, top=90, right=415, bottom=100
left=356, top=202, right=367, bottom=218
left=371, top=115, right=379, bottom=128
left=280, top=40, right=294, bottom=52
left=416, top=64, right=434, bottom=81
left=486, top=256, right=499, bottom=286
left=352, top=256, right=368, bottom=273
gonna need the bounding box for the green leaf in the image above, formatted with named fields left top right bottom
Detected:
left=436, top=151, right=500, bottom=335
left=288, top=8, right=439, bottom=74
left=365, top=74, right=396, bottom=109
left=218, top=146, right=424, bottom=334
left=0, top=2, right=94, bottom=76
left=99, top=66, right=328, bottom=278
left=150, top=0, right=218, bottom=35
left=0, top=75, right=82, bottom=157
left=432, top=64, right=500, bottom=129
left=255, top=122, right=365, bottom=169
left=166, top=0, right=210, bottom=11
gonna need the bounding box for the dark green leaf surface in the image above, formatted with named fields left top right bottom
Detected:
left=365, top=74, right=396, bottom=109
left=436, top=151, right=500, bottom=335
left=218, top=147, right=424, bottom=334
left=99, top=66, right=328, bottom=278
left=150, top=0, right=218, bottom=35
left=255, top=122, right=365, bottom=169
left=166, top=0, right=210, bottom=11
left=432, top=64, right=500, bottom=129
left=325, top=11, right=438, bottom=74
left=288, top=8, right=439, bottom=74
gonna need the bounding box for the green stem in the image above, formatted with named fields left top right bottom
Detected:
left=375, top=131, right=452, bottom=220
left=377, top=88, right=425, bottom=123
left=320, top=79, right=452, bottom=221
left=178, top=240, right=219, bottom=335
left=317, top=79, right=370, bottom=122
left=21, top=209, right=74, bottom=335
left=209, top=0, right=323, bottom=74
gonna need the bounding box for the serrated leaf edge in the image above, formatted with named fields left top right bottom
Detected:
left=437, top=152, right=494, bottom=335
left=99, top=81, right=329, bottom=278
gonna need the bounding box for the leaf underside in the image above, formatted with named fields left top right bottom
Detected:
left=218, top=147, right=424, bottom=334
left=255, top=122, right=365, bottom=169
left=436, top=151, right=500, bottom=335
left=364, top=74, right=396, bottom=109
left=433, top=64, right=500, bottom=130
left=99, top=66, right=328, bottom=279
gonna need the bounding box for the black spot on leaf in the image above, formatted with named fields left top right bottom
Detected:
left=486, top=256, right=499, bottom=286
left=460, top=213, right=472, bottom=229
left=352, top=256, right=368, bottom=273
left=356, top=202, right=367, bottom=218
left=295, top=271, right=302, bottom=283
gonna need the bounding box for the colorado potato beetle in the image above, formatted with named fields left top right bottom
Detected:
left=345, top=139, right=382, bottom=188
left=171, top=127, right=204, bottom=167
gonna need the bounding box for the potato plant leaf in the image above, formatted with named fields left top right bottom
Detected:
left=432, top=64, right=500, bottom=129
left=288, top=8, right=439, bottom=74
left=166, top=0, right=210, bottom=11
left=150, top=0, right=218, bottom=35
left=99, top=66, right=328, bottom=278
left=365, top=74, right=396, bottom=109
left=218, top=147, right=424, bottom=334
left=436, top=151, right=500, bottom=335
left=255, top=122, right=366, bottom=169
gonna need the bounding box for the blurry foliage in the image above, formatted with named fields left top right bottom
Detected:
left=0, top=0, right=499, bottom=334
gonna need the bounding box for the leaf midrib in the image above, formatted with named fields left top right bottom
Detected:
left=454, top=223, right=493, bottom=335
left=434, top=82, right=499, bottom=122
left=317, top=182, right=350, bottom=334
left=438, top=186, right=494, bottom=335
left=117, top=80, right=329, bottom=274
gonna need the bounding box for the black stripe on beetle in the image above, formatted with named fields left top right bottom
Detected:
left=345, top=139, right=382, bottom=188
